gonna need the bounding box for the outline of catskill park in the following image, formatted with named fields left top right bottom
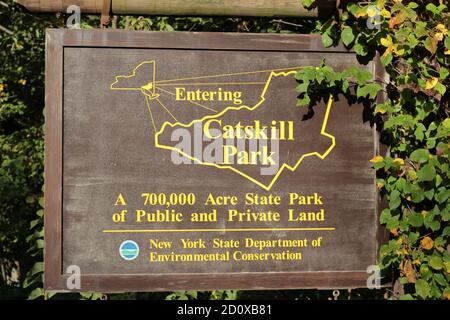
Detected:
left=110, top=61, right=336, bottom=190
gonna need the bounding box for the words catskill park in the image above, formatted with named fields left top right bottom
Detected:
left=174, top=87, right=294, bottom=166
left=175, top=88, right=294, bottom=141
left=112, top=192, right=326, bottom=223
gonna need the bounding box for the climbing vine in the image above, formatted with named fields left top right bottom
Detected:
left=297, top=0, right=449, bottom=299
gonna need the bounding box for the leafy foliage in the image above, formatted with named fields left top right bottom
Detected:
left=298, top=0, right=449, bottom=300
left=0, top=0, right=62, bottom=299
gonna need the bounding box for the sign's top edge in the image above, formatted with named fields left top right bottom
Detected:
left=45, top=29, right=354, bottom=53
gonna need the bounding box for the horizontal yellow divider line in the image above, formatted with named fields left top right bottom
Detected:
left=103, top=227, right=335, bottom=233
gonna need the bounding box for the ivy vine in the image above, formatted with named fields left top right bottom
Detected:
left=297, top=0, right=449, bottom=300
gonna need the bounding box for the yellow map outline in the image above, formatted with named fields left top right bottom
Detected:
left=110, top=60, right=157, bottom=91
left=154, top=71, right=336, bottom=191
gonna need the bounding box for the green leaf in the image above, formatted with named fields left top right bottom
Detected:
left=28, top=287, right=44, bottom=300
left=341, top=27, right=355, bottom=46
left=417, top=164, right=436, bottom=182
left=424, top=189, right=434, bottom=200
left=420, top=264, right=432, bottom=280
left=445, top=36, right=450, bottom=50
left=426, top=138, right=436, bottom=149
left=30, top=218, right=40, bottom=229
left=408, top=232, right=419, bottom=243
left=399, top=294, right=415, bottom=300
left=297, top=94, right=311, bottom=107
left=415, top=279, right=430, bottom=299
left=410, top=149, right=429, bottom=163
left=26, top=262, right=44, bottom=278
left=355, top=42, right=368, bottom=56
left=296, top=82, right=309, bottom=93
left=425, top=219, right=441, bottom=232
left=23, top=273, right=41, bottom=289
left=424, top=37, right=437, bottom=55
left=38, top=197, right=44, bottom=208
left=408, top=212, right=423, bottom=227
left=357, top=83, right=382, bottom=100
left=387, top=215, right=400, bottom=229
left=322, top=32, right=334, bottom=47
left=90, top=293, right=104, bottom=300
left=435, top=82, right=446, bottom=95
left=80, top=292, right=93, bottom=299
left=380, top=209, right=391, bottom=224
left=414, top=127, right=425, bottom=141
left=425, top=3, right=440, bottom=15
left=435, top=188, right=450, bottom=204
left=355, top=70, right=373, bottom=85
left=443, top=226, right=450, bottom=237
left=428, top=256, right=443, bottom=270
left=434, top=274, right=447, bottom=286
left=439, top=67, right=449, bottom=80
left=407, top=2, right=419, bottom=9
left=389, top=190, right=401, bottom=210
left=301, top=0, right=316, bottom=8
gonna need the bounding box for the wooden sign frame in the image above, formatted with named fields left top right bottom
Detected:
left=45, top=29, right=387, bottom=292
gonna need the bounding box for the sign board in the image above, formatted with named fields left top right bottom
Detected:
left=45, top=30, right=386, bottom=292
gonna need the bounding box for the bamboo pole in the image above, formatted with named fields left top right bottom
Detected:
left=15, top=0, right=336, bottom=17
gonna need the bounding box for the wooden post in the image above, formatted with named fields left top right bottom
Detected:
left=16, top=0, right=336, bottom=17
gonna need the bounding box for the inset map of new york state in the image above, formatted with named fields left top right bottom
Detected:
left=111, top=62, right=335, bottom=190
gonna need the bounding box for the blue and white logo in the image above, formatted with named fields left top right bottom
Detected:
left=119, top=240, right=139, bottom=261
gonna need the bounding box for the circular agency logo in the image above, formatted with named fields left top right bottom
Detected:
left=119, top=240, right=140, bottom=261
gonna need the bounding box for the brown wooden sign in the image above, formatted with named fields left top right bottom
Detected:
left=45, top=29, right=385, bottom=292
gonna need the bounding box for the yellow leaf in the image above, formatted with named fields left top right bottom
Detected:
left=377, top=182, right=384, bottom=189
left=367, top=7, right=378, bottom=18
left=355, top=8, right=369, bottom=18
left=382, top=46, right=393, bottom=58
left=435, top=32, right=444, bottom=42
left=381, top=9, right=391, bottom=19
left=375, top=104, right=387, bottom=114
left=406, top=195, right=412, bottom=201
left=393, top=46, right=405, bottom=56
left=445, top=261, right=450, bottom=274
left=390, top=228, right=399, bottom=236
left=445, top=49, right=450, bottom=55
left=369, top=155, right=384, bottom=163
left=18, top=79, right=26, bottom=85
left=420, top=236, right=433, bottom=250
left=436, top=23, right=448, bottom=34
left=380, top=36, right=393, bottom=47
left=0, top=83, right=4, bottom=92
left=394, top=158, right=405, bottom=166
left=425, top=77, right=438, bottom=90
left=389, top=12, right=405, bottom=29
left=401, top=260, right=416, bottom=283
